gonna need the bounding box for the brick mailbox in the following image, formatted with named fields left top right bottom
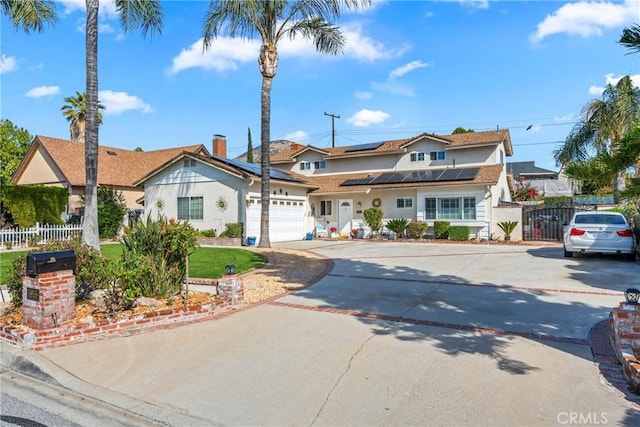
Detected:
left=23, top=250, right=76, bottom=330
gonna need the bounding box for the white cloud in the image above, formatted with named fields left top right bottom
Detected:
left=282, top=130, right=309, bottom=141
left=60, top=0, right=117, bottom=18
left=355, top=91, right=372, bottom=100
left=346, top=109, right=390, bottom=127
left=24, top=85, right=60, bottom=98
left=588, top=72, right=640, bottom=95
left=98, top=90, right=153, bottom=115
left=388, top=60, right=430, bottom=80
left=531, top=0, right=638, bottom=43
left=371, top=81, right=416, bottom=97
left=169, top=37, right=259, bottom=75
left=0, top=55, right=17, bottom=73
left=29, top=62, right=44, bottom=71
left=554, top=114, right=575, bottom=122
left=342, top=23, right=409, bottom=61
left=458, top=0, right=490, bottom=10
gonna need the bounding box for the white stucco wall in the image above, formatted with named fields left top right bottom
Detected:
left=492, top=206, right=523, bottom=241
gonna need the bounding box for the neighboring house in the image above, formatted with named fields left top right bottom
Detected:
left=271, top=129, right=514, bottom=239
left=136, top=136, right=318, bottom=243
left=11, top=135, right=209, bottom=218
left=507, top=161, right=576, bottom=197
left=140, top=130, right=514, bottom=241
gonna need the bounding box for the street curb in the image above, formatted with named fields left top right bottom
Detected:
left=0, top=342, right=219, bottom=426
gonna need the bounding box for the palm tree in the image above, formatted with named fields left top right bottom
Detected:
left=0, top=0, right=57, bottom=32
left=202, top=0, right=370, bottom=248
left=554, top=75, right=640, bottom=202
left=61, top=91, right=104, bottom=143
left=83, top=0, right=163, bottom=251
left=619, top=23, right=640, bottom=54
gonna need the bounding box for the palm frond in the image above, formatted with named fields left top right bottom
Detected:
left=619, top=23, right=640, bottom=54
left=115, top=0, right=163, bottom=38
left=0, top=0, right=57, bottom=33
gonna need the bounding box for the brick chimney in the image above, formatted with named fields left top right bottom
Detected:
left=212, top=134, right=227, bottom=158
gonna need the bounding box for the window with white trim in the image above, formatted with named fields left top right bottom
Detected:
left=177, top=196, right=203, bottom=220
left=396, top=198, right=413, bottom=209
left=424, top=196, right=476, bottom=220
left=314, top=160, right=326, bottom=169
left=320, top=200, right=332, bottom=216
left=430, top=151, right=446, bottom=161
left=300, top=161, right=311, bottom=170
left=410, top=152, right=425, bottom=162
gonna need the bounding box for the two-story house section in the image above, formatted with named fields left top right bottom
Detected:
left=271, top=129, right=513, bottom=239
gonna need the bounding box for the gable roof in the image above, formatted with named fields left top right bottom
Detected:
left=270, top=129, right=512, bottom=163
left=11, top=136, right=210, bottom=188
left=135, top=151, right=318, bottom=189
left=305, top=164, right=505, bottom=194
left=507, top=161, right=557, bottom=179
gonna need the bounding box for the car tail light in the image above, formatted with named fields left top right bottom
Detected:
left=570, top=228, right=585, bottom=236
left=617, top=229, right=634, bottom=237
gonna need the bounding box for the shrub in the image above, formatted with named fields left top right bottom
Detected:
left=407, top=220, right=428, bottom=239
left=433, top=221, right=451, bottom=239
left=497, top=221, right=518, bottom=241
left=97, top=187, right=127, bottom=239
left=542, top=196, right=572, bottom=207
left=363, top=208, right=384, bottom=236
left=219, top=223, right=243, bottom=238
left=9, top=237, right=104, bottom=307
left=448, top=225, right=470, bottom=241
left=386, top=218, right=409, bottom=237
left=28, top=234, right=41, bottom=247
left=199, top=228, right=217, bottom=238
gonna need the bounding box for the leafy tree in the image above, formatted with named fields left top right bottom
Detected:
left=452, top=127, right=475, bottom=134
left=619, top=23, right=640, bottom=54
left=97, top=187, right=127, bottom=239
left=247, top=127, right=254, bottom=163
left=82, top=0, right=163, bottom=252
left=363, top=207, right=383, bottom=236
left=554, top=75, right=640, bottom=203
left=0, top=0, right=57, bottom=32
left=1, top=185, right=67, bottom=227
left=202, top=0, right=370, bottom=247
left=61, top=91, right=104, bottom=143
left=0, top=119, right=32, bottom=188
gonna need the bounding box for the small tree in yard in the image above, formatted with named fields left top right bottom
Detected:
left=386, top=218, right=409, bottom=238
left=497, top=221, right=518, bottom=241
left=97, top=187, right=127, bottom=239
left=363, top=207, right=384, bottom=237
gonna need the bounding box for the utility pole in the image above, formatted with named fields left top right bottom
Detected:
left=324, top=112, right=340, bottom=148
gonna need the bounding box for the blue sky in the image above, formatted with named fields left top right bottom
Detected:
left=2, top=0, right=639, bottom=171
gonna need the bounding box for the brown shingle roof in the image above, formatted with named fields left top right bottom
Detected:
left=270, top=129, right=512, bottom=162
left=305, top=164, right=505, bottom=194
left=32, top=136, right=208, bottom=188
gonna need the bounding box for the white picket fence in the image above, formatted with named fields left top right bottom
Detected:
left=0, top=223, right=83, bottom=250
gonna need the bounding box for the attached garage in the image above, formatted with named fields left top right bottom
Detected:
left=246, top=197, right=306, bottom=243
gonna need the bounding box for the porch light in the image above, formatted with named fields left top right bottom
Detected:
left=225, top=264, right=236, bottom=275
left=624, top=288, right=640, bottom=305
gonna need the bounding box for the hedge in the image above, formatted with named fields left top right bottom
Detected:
left=433, top=221, right=451, bottom=239
left=448, top=225, right=470, bottom=241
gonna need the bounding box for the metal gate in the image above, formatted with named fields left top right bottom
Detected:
left=522, top=206, right=593, bottom=242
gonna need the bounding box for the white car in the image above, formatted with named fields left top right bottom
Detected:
left=563, top=211, right=637, bottom=260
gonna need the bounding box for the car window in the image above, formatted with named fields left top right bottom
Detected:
left=574, top=214, right=626, bottom=225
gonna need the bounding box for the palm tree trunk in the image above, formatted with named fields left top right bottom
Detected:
left=258, top=73, right=272, bottom=248
left=83, top=0, right=100, bottom=252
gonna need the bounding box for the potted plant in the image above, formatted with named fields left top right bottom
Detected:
left=497, top=221, right=518, bottom=241
left=330, top=226, right=337, bottom=238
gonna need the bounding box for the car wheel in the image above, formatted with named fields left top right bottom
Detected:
left=624, top=251, right=638, bottom=261
left=563, top=247, right=573, bottom=258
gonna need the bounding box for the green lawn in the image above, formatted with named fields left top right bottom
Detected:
left=0, top=245, right=267, bottom=285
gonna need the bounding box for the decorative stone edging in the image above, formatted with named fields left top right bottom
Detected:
left=0, top=276, right=244, bottom=351
left=609, top=303, right=640, bottom=393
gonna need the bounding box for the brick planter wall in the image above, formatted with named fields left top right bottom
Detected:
left=1, top=278, right=245, bottom=351
left=197, top=237, right=242, bottom=247
left=610, top=302, right=640, bottom=392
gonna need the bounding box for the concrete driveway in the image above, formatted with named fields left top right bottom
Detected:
left=39, top=241, right=640, bottom=426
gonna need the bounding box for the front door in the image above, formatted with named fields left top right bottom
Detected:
left=338, top=199, right=353, bottom=235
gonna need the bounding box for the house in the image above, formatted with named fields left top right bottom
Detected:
left=138, top=130, right=514, bottom=241
left=10, top=135, right=209, bottom=219
left=136, top=135, right=318, bottom=242
left=507, top=161, right=576, bottom=197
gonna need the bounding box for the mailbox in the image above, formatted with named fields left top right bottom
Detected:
left=26, top=249, right=76, bottom=277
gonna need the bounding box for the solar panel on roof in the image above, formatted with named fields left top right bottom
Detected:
left=212, top=156, right=304, bottom=183
left=340, top=177, right=374, bottom=186
left=437, top=168, right=479, bottom=182
left=402, top=171, right=438, bottom=183
left=344, top=141, right=385, bottom=153
left=371, top=172, right=404, bottom=184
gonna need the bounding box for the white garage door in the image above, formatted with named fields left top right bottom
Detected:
left=246, top=200, right=306, bottom=243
